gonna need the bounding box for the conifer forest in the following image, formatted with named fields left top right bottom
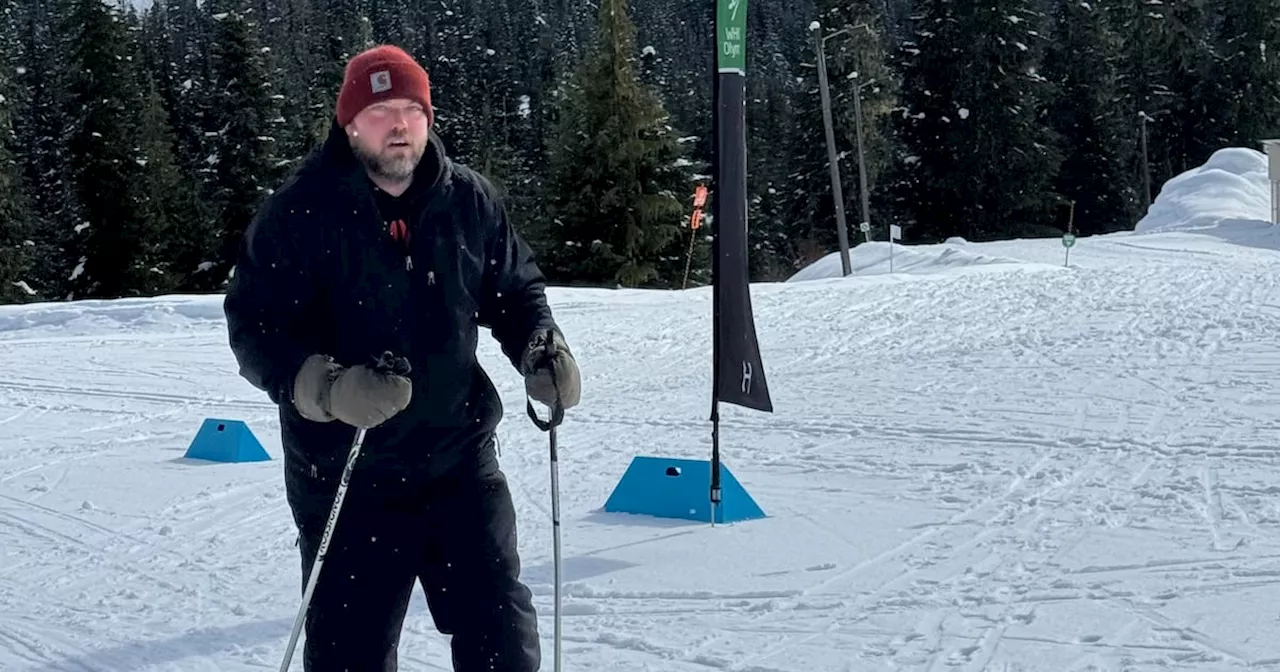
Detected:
left=1, top=0, right=1278, bottom=303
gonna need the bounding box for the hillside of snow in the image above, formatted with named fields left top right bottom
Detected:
left=1135, top=147, right=1272, bottom=235
left=791, top=146, right=1280, bottom=284
left=784, top=238, right=1052, bottom=283
left=6, top=149, right=1280, bottom=670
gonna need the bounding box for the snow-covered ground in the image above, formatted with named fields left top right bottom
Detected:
left=6, top=148, right=1280, bottom=670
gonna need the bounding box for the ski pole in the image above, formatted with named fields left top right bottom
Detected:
left=526, top=403, right=563, bottom=672
left=526, top=345, right=565, bottom=672
left=548, top=417, right=562, bottom=672
left=279, top=351, right=410, bottom=672
left=279, top=425, right=365, bottom=672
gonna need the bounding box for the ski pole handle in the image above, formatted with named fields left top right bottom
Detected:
left=526, top=335, right=565, bottom=431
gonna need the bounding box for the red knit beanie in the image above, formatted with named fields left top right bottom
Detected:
left=335, top=45, right=434, bottom=128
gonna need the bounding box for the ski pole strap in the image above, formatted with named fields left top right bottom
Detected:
left=526, top=336, right=564, bottom=431
left=371, top=350, right=412, bottom=376
left=527, top=397, right=564, bottom=431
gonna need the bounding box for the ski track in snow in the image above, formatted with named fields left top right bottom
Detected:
left=5, top=232, right=1280, bottom=669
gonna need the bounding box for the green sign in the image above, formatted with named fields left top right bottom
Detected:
left=1062, top=233, right=1076, bottom=248
left=718, top=0, right=747, bottom=73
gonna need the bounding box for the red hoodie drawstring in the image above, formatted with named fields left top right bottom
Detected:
left=389, top=218, right=413, bottom=271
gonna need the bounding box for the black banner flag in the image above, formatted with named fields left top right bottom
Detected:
left=713, top=0, right=772, bottom=414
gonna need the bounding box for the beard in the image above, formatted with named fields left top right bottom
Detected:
left=352, top=132, right=425, bottom=182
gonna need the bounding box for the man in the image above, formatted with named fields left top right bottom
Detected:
left=222, top=44, right=580, bottom=671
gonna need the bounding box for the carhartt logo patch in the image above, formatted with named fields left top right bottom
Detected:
left=370, top=70, right=391, bottom=93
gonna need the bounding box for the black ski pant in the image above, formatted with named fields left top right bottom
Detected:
left=287, top=440, right=540, bottom=671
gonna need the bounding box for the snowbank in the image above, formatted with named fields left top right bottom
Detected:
left=786, top=240, right=1029, bottom=282
left=1136, top=147, right=1273, bottom=235
left=0, top=294, right=226, bottom=337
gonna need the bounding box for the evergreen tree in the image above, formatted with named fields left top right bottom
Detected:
left=738, top=0, right=806, bottom=281
left=510, top=0, right=593, bottom=256
left=13, top=0, right=79, bottom=300
left=62, top=0, right=164, bottom=298
left=425, top=0, right=495, bottom=165
left=629, top=0, right=714, bottom=160
left=137, top=2, right=169, bottom=87
left=0, top=14, right=37, bottom=304
left=1044, top=0, right=1140, bottom=233
left=256, top=0, right=328, bottom=166
left=783, top=0, right=897, bottom=271
left=745, top=74, right=798, bottom=280
left=202, top=0, right=284, bottom=287
left=113, top=5, right=203, bottom=294
left=368, top=0, right=412, bottom=46
left=1160, top=0, right=1216, bottom=174
left=308, top=0, right=368, bottom=145
left=1199, top=0, right=1280, bottom=150
left=439, top=0, right=536, bottom=208
left=133, top=74, right=205, bottom=292
left=544, top=0, right=693, bottom=287
left=1106, top=0, right=1211, bottom=204
left=886, top=0, right=1061, bottom=242
left=155, top=0, right=216, bottom=189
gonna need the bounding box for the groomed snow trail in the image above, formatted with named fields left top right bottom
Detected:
left=4, top=230, right=1280, bottom=670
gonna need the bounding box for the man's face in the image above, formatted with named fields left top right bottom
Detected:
left=346, top=98, right=430, bottom=182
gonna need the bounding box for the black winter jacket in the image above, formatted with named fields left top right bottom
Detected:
left=223, top=122, right=557, bottom=482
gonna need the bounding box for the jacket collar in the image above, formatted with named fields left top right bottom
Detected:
left=310, top=119, right=451, bottom=199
